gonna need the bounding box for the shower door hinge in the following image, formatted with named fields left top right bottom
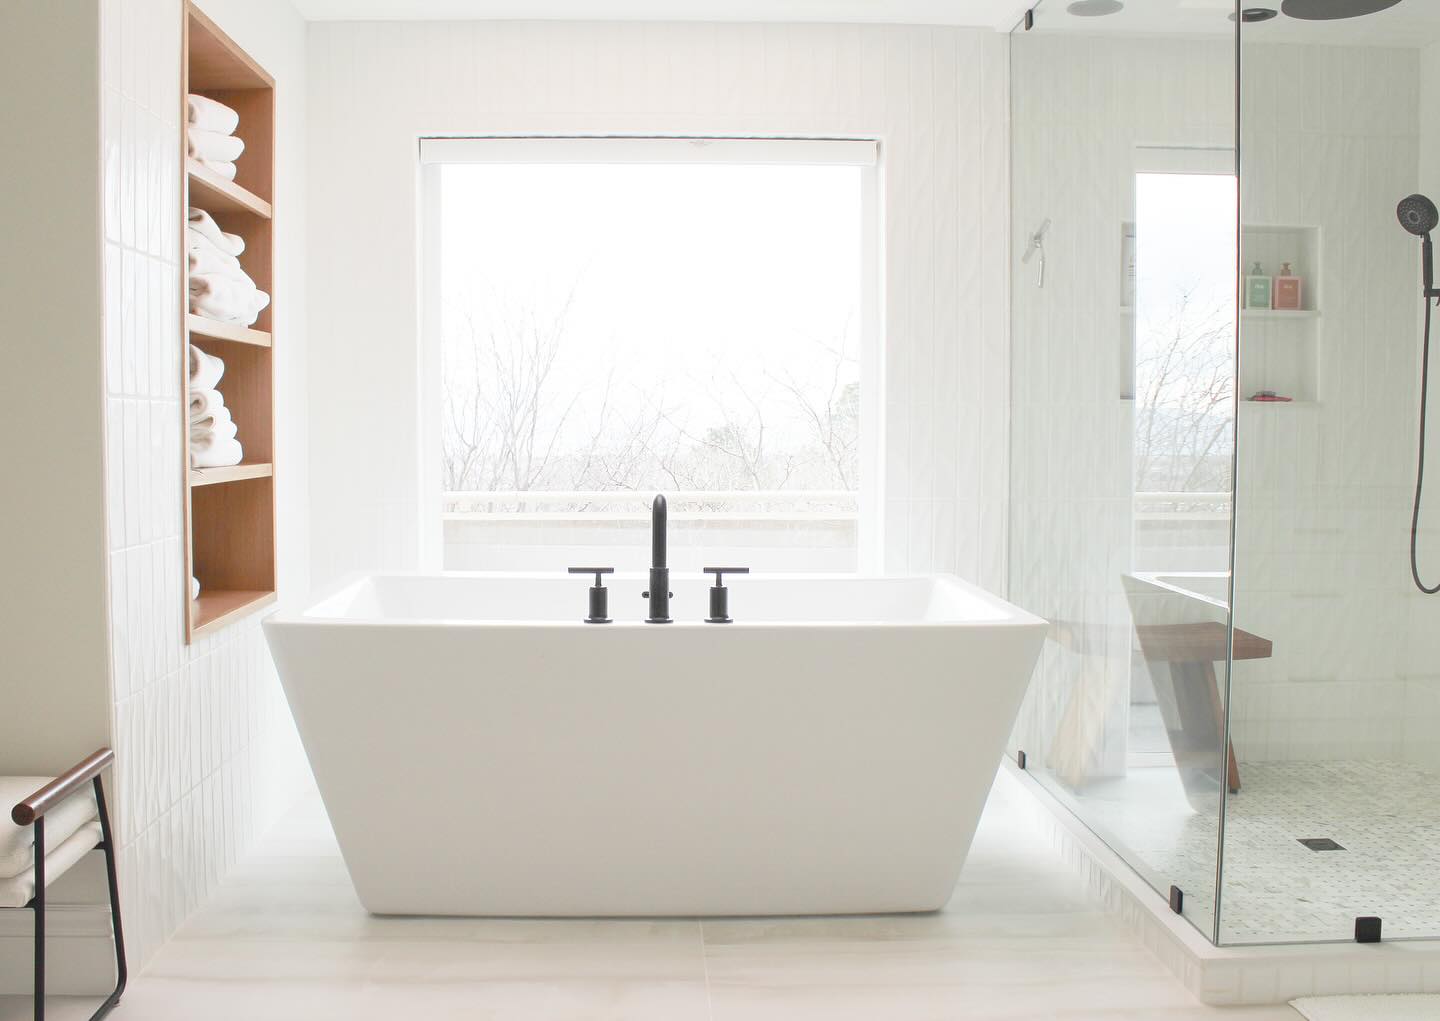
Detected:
left=1168, top=886, right=1184, bottom=915
left=1016, top=750, right=1027, bottom=770
left=1355, top=916, right=1382, bottom=943
left=1024, top=8, right=1035, bottom=30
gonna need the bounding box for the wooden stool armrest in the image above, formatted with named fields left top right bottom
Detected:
left=10, top=748, right=115, bottom=826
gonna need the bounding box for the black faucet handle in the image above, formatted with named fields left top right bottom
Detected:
left=703, top=568, right=749, bottom=624
left=704, top=567, right=750, bottom=585
left=568, top=567, right=613, bottom=623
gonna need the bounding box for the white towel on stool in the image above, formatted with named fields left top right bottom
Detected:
left=188, top=345, right=225, bottom=391
left=191, top=435, right=243, bottom=468
left=188, top=387, right=225, bottom=422
left=187, top=208, right=244, bottom=258
left=187, top=128, right=244, bottom=163
left=187, top=94, right=239, bottom=135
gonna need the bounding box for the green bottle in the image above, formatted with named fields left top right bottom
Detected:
left=1246, top=261, right=1272, bottom=310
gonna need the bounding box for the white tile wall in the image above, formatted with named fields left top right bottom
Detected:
left=98, top=0, right=309, bottom=973
left=1230, top=43, right=1428, bottom=766
left=305, top=20, right=1011, bottom=591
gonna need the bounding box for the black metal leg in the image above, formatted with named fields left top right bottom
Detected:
left=89, top=776, right=126, bottom=1020
left=27, top=779, right=127, bottom=1021
left=32, top=817, right=44, bottom=1021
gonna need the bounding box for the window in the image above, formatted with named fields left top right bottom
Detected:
left=1129, top=147, right=1238, bottom=573
left=420, top=138, right=879, bottom=573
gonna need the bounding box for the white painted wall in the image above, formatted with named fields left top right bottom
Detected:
left=100, top=0, right=310, bottom=972
left=0, top=2, right=114, bottom=778
left=305, top=20, right=1011, bottom=593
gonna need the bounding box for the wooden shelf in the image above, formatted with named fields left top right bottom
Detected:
left=183, top=2, right=277, bottom=643
left=186, top=313, right=270, bottom=346
left=187, top=158, right=271, bottom=218
left=190, top=462, right=272, bottom=487
left=191, top=589, right=277, bottom=637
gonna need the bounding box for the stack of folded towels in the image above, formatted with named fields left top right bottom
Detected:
left=188, top=207, right=270, bottom=326
left=189, top=345, right=243, bottom=469
left=187, top=93, right=243, bottom=180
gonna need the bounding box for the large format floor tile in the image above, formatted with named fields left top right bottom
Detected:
left=0, top=774, right=1300, bottom=1020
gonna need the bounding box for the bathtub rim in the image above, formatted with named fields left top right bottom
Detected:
left=268, top=570, right=1048, bottom=632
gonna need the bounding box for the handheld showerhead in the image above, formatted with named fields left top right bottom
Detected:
left=1398, top=193, right=1440, bottom=595
left=1399, top=194, right=1439, bottom=238
left=1398, top=194, right=1439, bottom=298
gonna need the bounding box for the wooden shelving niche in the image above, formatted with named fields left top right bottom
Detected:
left=182, top=4, right=277, bottom=640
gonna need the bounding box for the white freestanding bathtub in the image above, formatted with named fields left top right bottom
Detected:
left=263, top=572, right=1045, bottom=917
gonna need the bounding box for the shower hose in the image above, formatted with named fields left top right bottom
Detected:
left=1414, top=296, right=1440, bottom=593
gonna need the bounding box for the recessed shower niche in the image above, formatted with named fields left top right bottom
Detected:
left=1238, top=223, right=1321, bottom=406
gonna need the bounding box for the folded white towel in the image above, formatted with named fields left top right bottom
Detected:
left=190, top=401, right=232, bottom=429
left=187, top=94, right=239, bottom=135
left=186, top=225, right=248, bottom=277
left=188, top=345, right=225, bottom=391
left=198, top=158, right=237, bottom=181
left=191, top=415, right=237, bottom=445
left=191, top=435, right=243, bottom=468
left=188, top=387, right=225, bottom=422
left=190, top=576, right=201, bottom=600
left=187, top=244, right=248, bottom=284
left=187, top=208, right=244, bottom=257
left=190, top=403, right=236, bottom=440
left=190, top=274, right=269, bottom=327
left=187, top=128, right=244, bottom=163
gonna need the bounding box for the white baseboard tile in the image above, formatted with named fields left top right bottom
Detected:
left=1001, top=761, right=1440, bottom=1005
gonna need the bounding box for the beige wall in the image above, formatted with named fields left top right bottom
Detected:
left=0, top=0, right=114, bottom=775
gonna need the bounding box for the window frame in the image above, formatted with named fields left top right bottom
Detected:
left=417, top=135, right=884, bottom=572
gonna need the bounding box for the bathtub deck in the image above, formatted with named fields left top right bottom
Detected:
left=0, top=770, right=1297, bottom=1021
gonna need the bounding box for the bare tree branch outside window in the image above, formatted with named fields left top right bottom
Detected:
left=441, top=283, right=860, bottom=512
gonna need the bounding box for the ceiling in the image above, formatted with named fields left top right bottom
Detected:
left=292, top=0, right=1440, bottom=45
left=293, top=0, right=1032, bottom=30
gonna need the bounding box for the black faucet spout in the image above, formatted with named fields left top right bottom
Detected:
left=644, top=494, right=672, bottom=623
left=651, top=494, right=667, bottom=569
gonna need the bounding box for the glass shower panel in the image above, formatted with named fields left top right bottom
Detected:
left=1008, top=0, right=1238, bottom=940
left=1224, top=11, right=1438, bottom=946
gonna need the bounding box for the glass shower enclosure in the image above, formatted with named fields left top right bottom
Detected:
left=1008, top=0, right=1440, bottom=946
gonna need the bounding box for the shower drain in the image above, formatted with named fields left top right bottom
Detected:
left=1298, top=838, right=1346, bottom=851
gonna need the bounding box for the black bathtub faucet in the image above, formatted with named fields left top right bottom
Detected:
left=642, top=494, right=672, bottom=623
